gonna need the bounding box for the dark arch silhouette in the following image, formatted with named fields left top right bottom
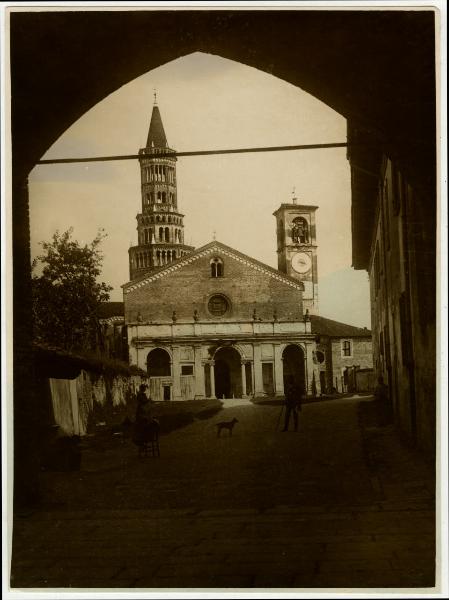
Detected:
left=11, top=12, right=435, bottom=183
left=9, top=10, right=436, bottom=505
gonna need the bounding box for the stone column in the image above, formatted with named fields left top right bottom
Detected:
left=304, top=343, right=321, bottom=396
left=274, top=344, right=285, bottom=396
left=210, top=361, right=216, bottom=399
left=13, top=173, right=40, bottom=506
left=241, top=362, right=247, bottom=397
left=171, top=346, right=182, bottom=400
left=253, top=344, right=264, bottom=396
left=247, top=362, right=253, bottom=396
left=305, top=343, right=321, bottom=397
left=194, top=345, right=205, bottom=399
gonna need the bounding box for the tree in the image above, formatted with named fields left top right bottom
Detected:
left=32, top=228, right=113, bottom=352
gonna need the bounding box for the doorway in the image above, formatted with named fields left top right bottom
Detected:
left=147, top=348, right=171, bottom=377
left=319, top=371, right=326, bottom=394
left=214, top=347, right=242, bottom=399
left=282, top=344, right=306, bottom=395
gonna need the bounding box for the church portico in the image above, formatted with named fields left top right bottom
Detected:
left=127, top=317, right=315, bottom=401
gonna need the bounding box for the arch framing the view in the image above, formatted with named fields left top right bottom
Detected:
left=11, top=11, right=435, bottom=183
left=9, top=8, right=436, bottom=507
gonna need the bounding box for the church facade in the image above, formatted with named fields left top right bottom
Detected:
left=122, top=101, right=372, bottom=401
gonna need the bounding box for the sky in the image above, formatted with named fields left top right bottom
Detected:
left=29, top=52, right=371, bottom=328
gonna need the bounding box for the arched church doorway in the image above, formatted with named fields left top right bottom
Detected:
left=147, top=348, right=172, bottom=401
left=147, top=348, right=171, bottom=377
left=214, top=347, right=242, bottom=399
left=282, top=344, right=306, bottom=395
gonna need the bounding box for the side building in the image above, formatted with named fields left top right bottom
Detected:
left=349, top=125, right=436, bottom=455
left=311, top=315, right=373, bottom=394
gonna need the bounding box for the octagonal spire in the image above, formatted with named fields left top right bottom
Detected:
left=146, top=104, right=168, bottom=148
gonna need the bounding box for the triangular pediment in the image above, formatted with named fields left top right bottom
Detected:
left=122, top=241, right=305, bottom=294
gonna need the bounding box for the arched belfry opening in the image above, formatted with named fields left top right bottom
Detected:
left=282, top=344, right=306, bottom=395
left=214, top=346, right=242, bottom=399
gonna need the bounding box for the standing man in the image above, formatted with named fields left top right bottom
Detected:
left=282, top=380, right=302, bottom=432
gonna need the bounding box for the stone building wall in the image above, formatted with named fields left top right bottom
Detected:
left=330, top=338, right=373, bottom=392
left=369, top=157, right=436, bottom=454
left=124, top=248, right=303, bottom=324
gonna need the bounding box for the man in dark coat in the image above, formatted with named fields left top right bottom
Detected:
left=133, top=384, right=155, bottom=452
left=282, top=381, right=302, bottom=432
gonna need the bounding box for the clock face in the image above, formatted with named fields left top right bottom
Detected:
left=291, top=252, right=312, bottom=274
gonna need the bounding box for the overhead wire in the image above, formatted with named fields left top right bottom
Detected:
left=36, top=142, right=351, bottom=165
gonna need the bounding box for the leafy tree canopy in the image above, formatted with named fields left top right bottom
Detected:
left=32, top=228, right=113, bottom=352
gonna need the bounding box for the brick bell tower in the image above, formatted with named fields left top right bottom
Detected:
left=128, top=95, right=194, bottom=280
left=273, top=194, right=319, bottom=315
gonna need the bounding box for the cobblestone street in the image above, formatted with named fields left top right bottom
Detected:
left=10, top=396, right=436, bottom=591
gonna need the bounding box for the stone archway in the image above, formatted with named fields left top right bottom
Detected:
left=214, top=347, right=242, bottom=399
left=147, top=348, right=172, bottom=401
left=282, top=344, right=306, bottom=395
left=147, top=348, right=171, bottom=377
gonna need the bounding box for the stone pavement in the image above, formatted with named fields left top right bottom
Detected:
left=9, top=397, right=436, bottom=591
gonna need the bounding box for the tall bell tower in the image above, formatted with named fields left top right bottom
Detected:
left=128, top=96, right=194, bottom=280
left=273, top=196, right=319, bottom=314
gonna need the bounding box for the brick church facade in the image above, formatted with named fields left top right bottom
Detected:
left=119, top=101, right=373, bottom=401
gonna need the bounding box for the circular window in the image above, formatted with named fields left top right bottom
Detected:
left=315, top=351, right=325, bottom=364
left=208, top=294, right=229, bottom=316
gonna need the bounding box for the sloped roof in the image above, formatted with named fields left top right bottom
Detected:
left=32, top=342, right=146, bottom=378
left=146, top=105, right=168, bottom=148
left=123, top=240, right=307, bottom=293
left=97, top=302, right=125, bottom=319
left=311, top=315, right=371, bottom=338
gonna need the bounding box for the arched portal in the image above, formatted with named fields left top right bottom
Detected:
left=214, top=347, right=242, bottom=399
left=282, top=344, right=306, bottom=395
left=147, top=348, right=171, bottom=377
left=147, top=348, right=172, bottom=401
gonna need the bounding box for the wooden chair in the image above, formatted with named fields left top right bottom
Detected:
left=135, top=419, right=160, bottom=457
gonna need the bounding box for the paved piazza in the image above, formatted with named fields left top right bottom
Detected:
left=10, top=397, right=435, bottom=590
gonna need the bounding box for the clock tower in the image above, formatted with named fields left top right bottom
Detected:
left=273, top=198, right=319, bottom=314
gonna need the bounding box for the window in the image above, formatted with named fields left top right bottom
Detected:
left=373, top=242, right=381, bottom=295
left=262, top=363, right=274, bottom=395
left=181, top=365, right=194, bottom=375
left=208, top=294, right=229, bottom=316
left=315, top=351, right=325, bottom=364
left=342, top=340, right=352, bottom=357
left=210, top=257, right=224, bottom=277
left=292, top=217, right=309, bottom=244
left=399, top=292, right=412, bottom=365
